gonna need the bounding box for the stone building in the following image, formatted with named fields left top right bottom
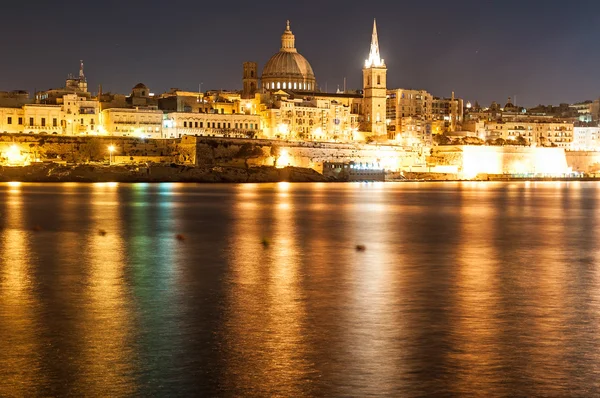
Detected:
left=100, top=108, right=163, bottom=138
left=260, top=21, right=316, bottom=92
left=260, top=91, right=359, bottom=142
left=362, top=20, right=387, bottom=137
left=163, top=112, right=261, bottom=139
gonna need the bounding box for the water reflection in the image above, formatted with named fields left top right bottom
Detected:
left=1, top=182, right=600, bottom=396
left=223, top=184, right=313, bottom=396
left=0, top=183, right=43, bottom=395
left=73, top=183, right=136, bottom=395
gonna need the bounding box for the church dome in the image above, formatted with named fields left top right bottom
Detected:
left=261, top=21, right=316, bottom=92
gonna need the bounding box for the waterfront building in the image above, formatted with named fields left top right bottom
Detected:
left=59, top=94, right=100, bottom=135
left=479, top=120, right=574, bottom=147
left=572, top=126, right=600, bottom=150
left=22, top=104, right=63, bottom=134
left=162, top=112, right=260, bottom=139
left=0, top=107, right=25, bottom=134
left=100, top=108, right=163, bottom=138
left=259, top=91, right=359, bottom=141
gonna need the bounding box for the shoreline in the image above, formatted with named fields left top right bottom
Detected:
left=0, top=163, right=333, bottom=184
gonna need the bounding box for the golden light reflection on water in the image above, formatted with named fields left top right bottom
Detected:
left=338, top=185, right=403, bottom=396
left=224, top=184, right=312, bottom=396
left=451, top=189, right=503, bottom=394
left=0, top=183, right=44, bottom=395
left=73, top=184, right=136, bottom=395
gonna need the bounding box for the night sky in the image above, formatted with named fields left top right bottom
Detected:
left=1, top=0, right=599, bottom=106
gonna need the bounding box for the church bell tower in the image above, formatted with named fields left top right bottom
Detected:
left=362, top=19, right=387, bottom=136
left=242, top=61, right=258, bottom=99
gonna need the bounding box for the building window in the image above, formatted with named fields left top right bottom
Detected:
left=235, top=123, right=238, bottom=129
left=200, top=122, right=203, bottom=128
left=294, top=82, right=297, bottom=89
left=90, top=119, right=94, bottom=125
left=53, top=118, right=57, bottom=127
left=228, top=123, right=231, bottom=128
left=184, top=121, right=187, bottom=127
left=7, top=117, right=12, bottom=125
left=29, top=117, right=34, bottom=126
left=18, top=117, right=23, bottom=125
left=377, top=75, right=381, bottom=85
left=368, top=76, right=371, bottom=86
left=277, top=82, right=281, bottom=89
left=245, top=123, right=248, bottom=129
left=218, top=123, right=221, bottom=128
left=195, top=122, right=198, bottom=128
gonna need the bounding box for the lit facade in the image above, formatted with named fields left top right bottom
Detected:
left=572, top=126, right=600, bottom=150
left=482, top=121, right=574, bottom=147
left=260, top=94, right=359, bottom=142
left=100, top=108, right=163, bottom=138
left=163, top=112, right=261, bottom=139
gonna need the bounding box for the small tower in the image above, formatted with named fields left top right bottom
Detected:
left=242, top=61, right=258, bottom=99
left=362, top=19, right=387, bottom=136
left=78, top=60, right=88, bottom=93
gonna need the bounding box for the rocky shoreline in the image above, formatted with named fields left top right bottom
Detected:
left=0, top=163, right=332, bottom=183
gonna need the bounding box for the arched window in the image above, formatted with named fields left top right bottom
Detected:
left=294, top=82, right=297, bottom=89
left=377, top=75, right=381, bottom=85
left=251, top=71, right=254, bottom=78
left=277, top=82, right=281, bottom=89
left=368, top=76, right=371, bottom=86
left=283, top=82, right=287, bottom=89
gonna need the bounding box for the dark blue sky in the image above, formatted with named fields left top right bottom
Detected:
left=1, top=0, right=599, bottom=106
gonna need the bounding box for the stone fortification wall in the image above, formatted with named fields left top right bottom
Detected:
left=0, top=134, right=182, bottom=163
left=565, top=151, right=600, bottom=173
left=0, top=134, right=422, bottom=172
left=429, top=145, right=570, bottom=177
left=183, top=136, right=421, bottom=172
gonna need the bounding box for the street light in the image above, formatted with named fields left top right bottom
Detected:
left=108, top=145, right=115, bottom=165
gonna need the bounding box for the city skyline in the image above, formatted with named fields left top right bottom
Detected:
left=1, top=0, right=600, bottom=106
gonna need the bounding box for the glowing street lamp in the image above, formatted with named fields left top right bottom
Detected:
left=108, top=145, right=115, bottom=165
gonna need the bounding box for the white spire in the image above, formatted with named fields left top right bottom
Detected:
left=365, top=19, right=384, bottom=68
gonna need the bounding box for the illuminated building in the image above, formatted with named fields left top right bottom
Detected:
left=260, top=21, right=316, bottom=92
left=481, top=121, right=573, bottom=147
left=100, top=108, right=163, bottom=138
left=259, top=91, right=359, bottom=141
left=362, top=19, right=387, bottom=137
left=22, top=104, right=63, bottom=134
left=572, top=126, right=600, bottom=150
left=0, top=107, right=25, bottom=134
left=59, top=94, right=99, bottom=135
left=163, top=112, right=260, bottom=139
